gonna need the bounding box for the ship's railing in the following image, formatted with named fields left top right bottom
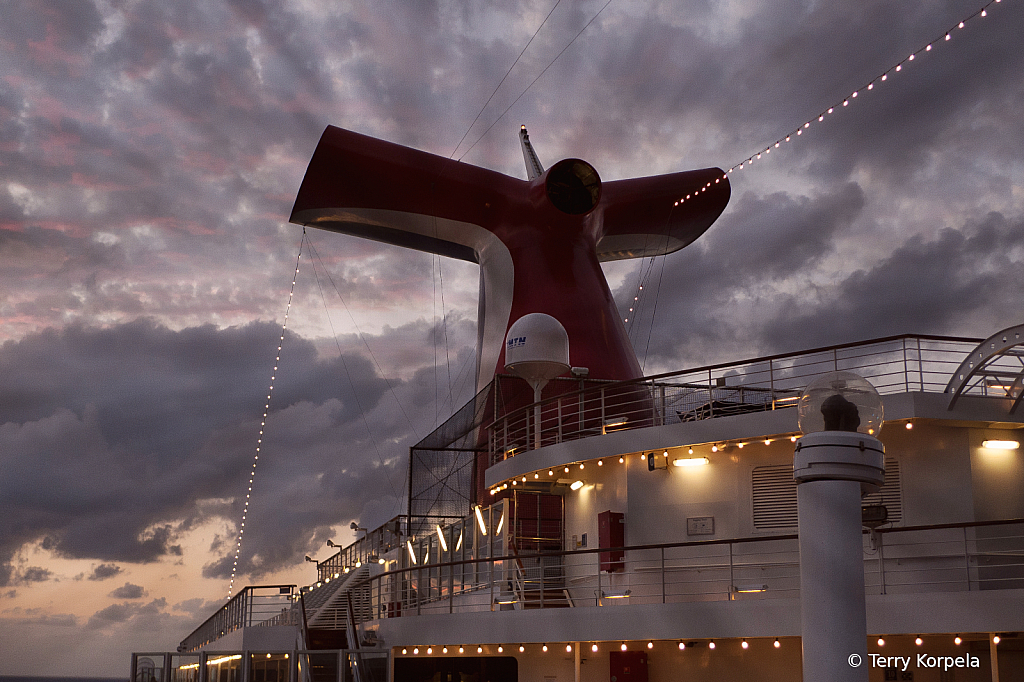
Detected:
left=130, top=649, right=388, bottom=682
left=488, top=334, right=981, bottom=463
left=365, top=518, right=1024, bottom=617
left=316, top=516, right=405, bottom=584
left=178, top=585, right=300, bottom=654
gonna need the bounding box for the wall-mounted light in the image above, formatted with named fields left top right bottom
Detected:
left=475, top=506, right=487, bottom=535
left=570, top=480, right=585, bottom=490
left=406, top=540, right=417, bottom=564
left=603, top=417, right=628, bottom=434
left=734, top=584, right=768, bottom=593
left=982, top=440, right=1019, bottom=450
left=673, top=457, right=710, bottom=467
left=495, top=512, right=505, bottom=535
left=494, top=591, right=517, bottom=604
left=601, top=589, right=631, bottom=599
left=436, top=525, right=448, bottom=552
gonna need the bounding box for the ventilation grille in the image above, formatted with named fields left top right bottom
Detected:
left=752, top=458, right=902, bottom=530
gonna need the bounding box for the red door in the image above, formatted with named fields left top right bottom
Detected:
left=609, top=651, right=648, bottom=682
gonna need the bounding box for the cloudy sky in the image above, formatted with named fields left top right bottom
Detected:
left=1, top=0, right=1022, bottom=675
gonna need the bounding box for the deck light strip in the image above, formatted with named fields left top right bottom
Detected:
left=672, top=0, right=1007, bottom=209
left=227, top=236, right=304, bottom=598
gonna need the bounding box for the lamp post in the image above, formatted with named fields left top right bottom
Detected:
left=794, top=372, right=885, bottom=682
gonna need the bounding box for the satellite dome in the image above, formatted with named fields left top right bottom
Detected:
left=504, top=313, right=570, bottom=386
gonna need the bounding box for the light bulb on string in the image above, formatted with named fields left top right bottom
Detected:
left=229, top=237, right=304, bottom=597
left=721, top=0, right=1000, bottom=184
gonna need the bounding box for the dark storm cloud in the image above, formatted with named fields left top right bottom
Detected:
left=761, top=211, right=1024, bottom=350
left=17, top=567, right=52, bottom=584
left=0, top=317, right=456, bottom=584
left=87, top=597, right=167, bottom=629
left=87, top=563, right=123, bottom=581
left=622, top=182, right=867, bottom=367
left=109, top=582, right=148, bottom=599
left=3, top=609, right=79, bottom=627
left=627, top=205, right=1024, bottom=370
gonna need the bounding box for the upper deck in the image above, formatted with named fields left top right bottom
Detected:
left=168, top=327, right=1024, bottom=679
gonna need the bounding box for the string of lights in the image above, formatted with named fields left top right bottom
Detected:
left=674, top=0, right=1009, bottom=208
left=227, top=233, right=306, bottom=598
left=626, top=0, right=1009, bottom=335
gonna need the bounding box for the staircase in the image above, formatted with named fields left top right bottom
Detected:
left=300, top=565, right=373, bottom=648
left=509, top=491, right=570, bottom=609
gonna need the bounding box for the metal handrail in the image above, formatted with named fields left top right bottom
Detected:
left=178, top=585, right=298, bottom=653
left=487, top=334, right=983, bottom=461
left=367, top=518, right=1024, bottom=616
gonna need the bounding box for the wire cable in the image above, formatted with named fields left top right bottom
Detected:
left=450, top=0, right=564, bottom=159
left=458, top=0, right=615, bottom=161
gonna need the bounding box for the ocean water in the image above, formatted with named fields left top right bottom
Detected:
left=0, top=677, right=127, bottom=682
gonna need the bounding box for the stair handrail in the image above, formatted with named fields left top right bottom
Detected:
left=296, top=593, right=312, bottom=682
left=506, top=539, right=527, bottom=607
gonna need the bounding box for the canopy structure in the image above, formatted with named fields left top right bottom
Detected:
left=945, top=323, right=1024, bottom=413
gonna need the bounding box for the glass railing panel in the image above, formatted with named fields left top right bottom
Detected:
left=169, top=654, right=200, bottom=682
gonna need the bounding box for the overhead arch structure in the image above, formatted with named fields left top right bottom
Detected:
left=945, top=323, right=1024, bottom=413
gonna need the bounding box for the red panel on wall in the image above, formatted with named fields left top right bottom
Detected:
left=598, top=510, right=625, bottom=572
left=609, top=651, right=648, bottom=682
